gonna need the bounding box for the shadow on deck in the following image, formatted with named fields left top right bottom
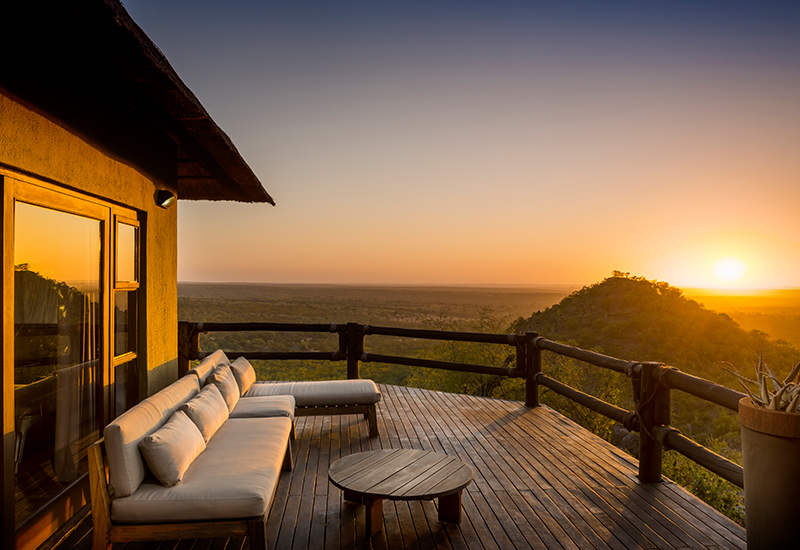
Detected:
left=58, top=384, right=745, bottom=550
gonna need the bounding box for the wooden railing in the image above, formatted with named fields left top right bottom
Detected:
left=177, top=320, right=745, bottom=488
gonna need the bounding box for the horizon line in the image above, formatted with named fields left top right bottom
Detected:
left=177, top=280, right=800, bottom=292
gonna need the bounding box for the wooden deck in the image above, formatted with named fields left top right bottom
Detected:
left=56, top=384, right=745, bottom=550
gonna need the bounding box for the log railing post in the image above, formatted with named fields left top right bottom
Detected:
left=524, top=332, right=540, bottom=407
left=638, top=362, right=671, bottom=483
left=338, top=327, right=347, bottom=359
left=177, top=321, right=197, bottom=377
left=346, top=323, right=364, bottom=379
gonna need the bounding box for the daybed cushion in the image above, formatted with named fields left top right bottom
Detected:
left=180, top=384, right=229, bottom=442
left=207, top=365, right=240, bottom=412
left=111, top=417, right=292, bottom=523
left=230, top=356, right=257, bottom=395
left=230, top=394, right=295, bottom=420
left=189, top=349, right=231, bottom=386
left=138, top=410, right=206, bottom=487
left=104, top=375, right=200, bottom=497
left=244, top=379, right=381, bottom=407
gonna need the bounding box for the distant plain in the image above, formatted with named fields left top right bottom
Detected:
left=179, top=283, right=800, bottom=347
left=178, top=283, right=578, bottom=327
left=684, top=288, right=800, bottom=347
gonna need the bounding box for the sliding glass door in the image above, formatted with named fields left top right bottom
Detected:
left=4, top=175, right=141, bottom=548
left=13, top=202, right=102, bottom=524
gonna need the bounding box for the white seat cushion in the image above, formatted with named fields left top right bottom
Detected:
left=244, top=379, right=381, bottom=407
left=111, top=417, right=292, bottom=523
left=231, top=394, right=295, bottom=420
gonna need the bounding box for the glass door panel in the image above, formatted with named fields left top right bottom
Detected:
left=114, top=358, right=138, bottom=416
left=115, top=222, right=137, bottom=284
left=114, top=290, right=136, bottom=356
left=13, top=201, right=102, bottom=525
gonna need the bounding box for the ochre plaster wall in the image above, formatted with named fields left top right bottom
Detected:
left=1, top=91, right=178, bottom=395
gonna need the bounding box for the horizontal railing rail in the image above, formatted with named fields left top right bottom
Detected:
left=177, top=320, right=745, bottom=488
left=534, top=337, right=637, bottom=375
left=361, top=352, right=521, bottom=377
left=535, top=373, right=638, bottom=430
left=220, top=351, right=344, bottom=361
left=658, top=368, right=743, bottom=412
left=364, top=324, right=518, bottom=344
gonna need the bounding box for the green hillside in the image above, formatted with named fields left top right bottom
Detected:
left=512, top=272, right=799, bottom=384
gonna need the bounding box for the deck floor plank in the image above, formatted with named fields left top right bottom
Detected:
left=60, top=384, right=745, bottom=550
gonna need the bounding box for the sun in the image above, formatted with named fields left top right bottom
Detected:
left=711, top=256, right=748, bottom=283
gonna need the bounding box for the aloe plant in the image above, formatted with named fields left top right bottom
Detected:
left=722, top=355, right=800, bottom=412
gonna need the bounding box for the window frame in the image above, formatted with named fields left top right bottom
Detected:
left=112, top=215, right=141, bottom=416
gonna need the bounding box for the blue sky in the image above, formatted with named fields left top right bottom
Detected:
left=127, top=1, right=800, bottom=288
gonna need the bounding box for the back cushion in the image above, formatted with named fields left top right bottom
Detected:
left=208, top=365, right=240, bottom=412
left=139, top=410, right=206, bottom=487
left=104, top=375, right=199, bottom=497
left=190, top=349, right=231, bottom=386
left=181, top=384, right=229, bottom=442
left=146, top=375, right=201, bottom=424
left=230, top=356, right=257, bottom=395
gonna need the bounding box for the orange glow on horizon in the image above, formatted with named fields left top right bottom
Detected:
left=629, top=231, right=799, bottom=291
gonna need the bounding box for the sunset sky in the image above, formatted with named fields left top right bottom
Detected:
left=126, top=1, right=800, bottom=289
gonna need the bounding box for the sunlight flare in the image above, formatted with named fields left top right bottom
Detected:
left=711, top=257, right=748, bottom=283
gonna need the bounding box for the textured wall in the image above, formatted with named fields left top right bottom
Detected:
left=1, top=91, right=179, bottom=396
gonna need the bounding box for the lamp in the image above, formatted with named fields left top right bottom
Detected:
left=156, top=190, right=177, bottom=208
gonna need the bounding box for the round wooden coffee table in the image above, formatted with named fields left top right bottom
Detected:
left=329, top=448, right=473, bottom=536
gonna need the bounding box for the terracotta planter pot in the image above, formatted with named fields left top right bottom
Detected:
left=739, top=396, right=800, bottom=550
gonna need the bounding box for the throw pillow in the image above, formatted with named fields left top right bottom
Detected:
left=230, top=356, right=257, bottom=395
left=138, top=410, right=205, bottom=487
left=208, top=364, right=240, bottom=412
left=180, top=384, right=229, bottom=442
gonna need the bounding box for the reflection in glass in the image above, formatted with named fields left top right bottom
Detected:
left=115, top=358, right=138, bottom=416
left=13, top=202, right=101, bottom=525
left=114, top=290, right=137, bottom=356
left=116, top=222, right=137, bottom=283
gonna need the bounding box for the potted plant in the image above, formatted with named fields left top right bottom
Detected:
left=725, top=357, right=800, bottom=550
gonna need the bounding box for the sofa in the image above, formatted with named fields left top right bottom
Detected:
left=192, top=350, right=383, bottom=437
left=88, top=350, right=382, bottom=549
left=88, top=351, right=295, bottom=550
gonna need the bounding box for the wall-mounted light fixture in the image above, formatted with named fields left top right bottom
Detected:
left=156, top=190, right=177, bottom=209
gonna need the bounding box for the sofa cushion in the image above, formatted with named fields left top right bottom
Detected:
left=181, top=384, right=229, bottom=442
left=207, top=365, right=240, bottom=412
left=244, top=379, right=382, bottom=407
left=145, top=375, right=202, bottom=421
left=111, top=416, right=292, bottom=523
left=230, top=394, right=295, bottom=420
left=189, top=349, right=231, bottom=386
left=139, top=410, right=206, bottom=487
left=104, top=375, right=200, bottom=497
left=230, top=356, right=257, bottom=395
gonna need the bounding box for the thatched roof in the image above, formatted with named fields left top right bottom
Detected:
left=1, top=1, right=274, bottom=204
